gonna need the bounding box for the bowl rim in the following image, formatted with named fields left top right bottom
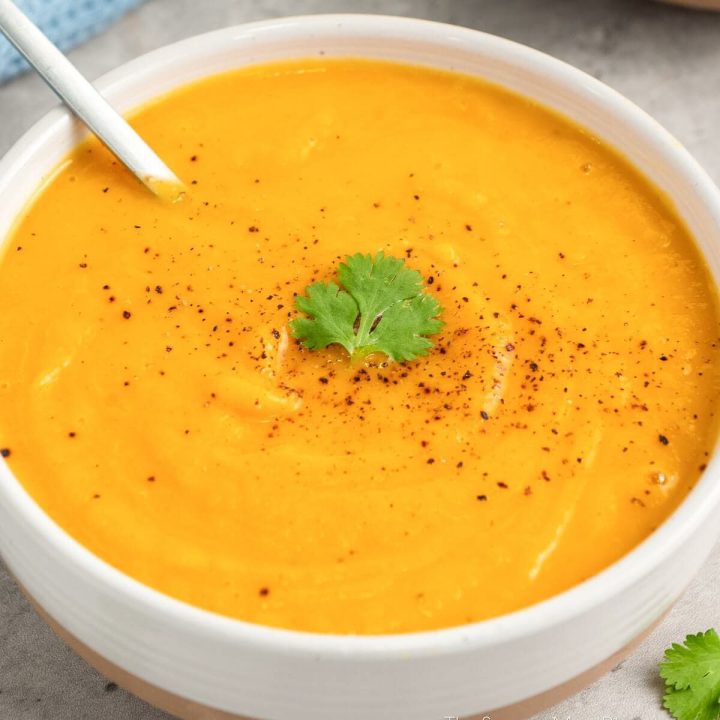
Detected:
left=1, top=12, right=720, bottom=658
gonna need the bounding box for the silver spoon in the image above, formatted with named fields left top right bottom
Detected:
left=0, top=0, right=184, bottom=201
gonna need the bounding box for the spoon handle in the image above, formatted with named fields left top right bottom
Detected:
left=0, top=0, right=184, bottom=200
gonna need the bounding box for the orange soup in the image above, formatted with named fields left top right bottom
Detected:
left=0, top=60, right=718, bottom=634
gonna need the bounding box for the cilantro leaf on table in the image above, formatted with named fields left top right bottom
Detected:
left=660, top=629, right=720, bottom=720
left=290, top=251, right=444, bottom=362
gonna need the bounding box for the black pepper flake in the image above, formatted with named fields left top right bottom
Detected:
left=476, top=494, right=487, bottom=501
left=259, top=587, right=270, bottom=597
left=660, top=355, right=668, bottom=362
left=497, top=481, right=508, bottom=489
left=480, top=410, right=489, bottom=420
left=68, top=432, right=76, bottom=438
left=248, top=226, right=259, bottom=233
left=154, top=285, right=163, bottom=294
left=122, top=310, right=132, bottom=319
left=659, top=434, right=669, bottom=445
left=319, top=377, right=329, bottom=384
left=0, top=448, right=10, bottom=458
left=147, top=476, right=156, bottom=482
left=462, top=370, right=472, bottom=381
left=105, top=682, right=118, bottom=693
left=427, top=458, right=435, bottom=464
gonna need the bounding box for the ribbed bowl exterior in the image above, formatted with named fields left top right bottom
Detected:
left=1, top=16, right=720, bottom=720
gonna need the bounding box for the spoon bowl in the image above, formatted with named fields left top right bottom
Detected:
left=0, top=0, right=184, bottom=200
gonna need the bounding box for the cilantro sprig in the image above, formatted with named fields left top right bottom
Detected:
left=291, top=252, right=444, bottom=362
left=661, top=629, right=720, bottom=720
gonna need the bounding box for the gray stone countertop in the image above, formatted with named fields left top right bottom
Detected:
left=1, top=1, right=719, bottom=718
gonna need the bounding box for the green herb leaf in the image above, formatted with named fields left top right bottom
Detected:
left=366, top=294, right=443, bottom=362
left=660, top=629, right=720, bottom=720
left=291, top=251, right=443, bottom=362
left=293, top=282, right=359, bottom=352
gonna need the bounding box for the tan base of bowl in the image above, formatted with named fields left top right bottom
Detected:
left=25, top=593, right=659, bottom=720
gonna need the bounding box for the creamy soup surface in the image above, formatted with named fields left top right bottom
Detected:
left=0, top=60, right=718, bottom=634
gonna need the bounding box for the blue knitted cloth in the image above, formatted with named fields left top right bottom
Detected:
left=0, top=0, right=145, bottom=84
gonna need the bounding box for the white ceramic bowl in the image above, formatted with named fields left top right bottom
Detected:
left=1, top=15, right=720, bottom=720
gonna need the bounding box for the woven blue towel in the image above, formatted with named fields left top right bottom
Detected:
left=0, top=0, right=145, bottom=84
